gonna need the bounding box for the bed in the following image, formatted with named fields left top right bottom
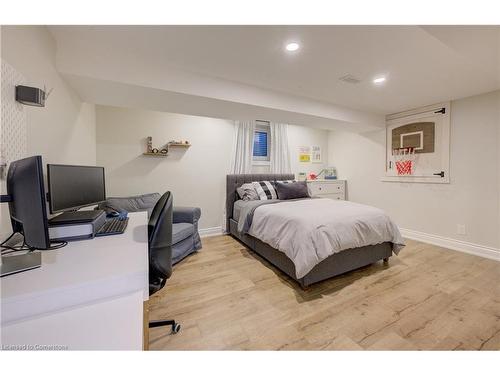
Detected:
left=226, top=174, right=404, bottom=288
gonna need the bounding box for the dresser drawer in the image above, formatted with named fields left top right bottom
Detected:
left=308, top=181, right=345, bottom=196
left=321, top=193, right=345, bottom=201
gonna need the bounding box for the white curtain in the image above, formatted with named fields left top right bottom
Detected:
left=230, top=120, right=255, bottom=174
left=224, top=120, right=255, bottom=233
left=270, top=122, right=291, bottom=174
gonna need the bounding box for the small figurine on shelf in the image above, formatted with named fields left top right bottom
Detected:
left=147, top=136, right=153, bottom=153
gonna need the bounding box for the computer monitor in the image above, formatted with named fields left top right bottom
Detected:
left=47, top=164, right=106, bottom=214
left=5, top=155, right=50, bottom=249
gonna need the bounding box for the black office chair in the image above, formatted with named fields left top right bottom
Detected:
left=148, top=191, right=181, bottom=334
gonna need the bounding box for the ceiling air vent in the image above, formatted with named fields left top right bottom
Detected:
left=338, top=74, right=361, bottom=84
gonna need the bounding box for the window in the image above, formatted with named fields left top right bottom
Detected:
left=253, top=130, right=268, bottom=157
left=253, top=121, right=270, bottom=164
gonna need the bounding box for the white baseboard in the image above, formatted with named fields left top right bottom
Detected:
left=400, top=228, right=500, bottom=262
left=199, top=226, right=223, bottom=238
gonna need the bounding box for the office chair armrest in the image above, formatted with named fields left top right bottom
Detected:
left=173, top=206, right=201, bottom=224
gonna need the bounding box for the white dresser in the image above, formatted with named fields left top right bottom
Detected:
left=307, top=179, right=346, bottom=200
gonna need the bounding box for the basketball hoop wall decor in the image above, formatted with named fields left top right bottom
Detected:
left=392, top=147, right=416, bottom=175
left=383, top=102, right=450, bottom=184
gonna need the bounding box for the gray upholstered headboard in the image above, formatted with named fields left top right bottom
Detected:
left=226, top=173, right=295, bottom=232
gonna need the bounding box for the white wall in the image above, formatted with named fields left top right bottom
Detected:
left=96, top=106, right=235, bottom=230
left=328, top=90, right=500, bottom=249
left=252, top=124, right=329, bottom=176
left=96, top=106, right=330, bottom=230
left=1, top=26, right=96, bottom=166
left=287, top=124, right=329, bottom=177
left=0, top=26, right=96, bottom=236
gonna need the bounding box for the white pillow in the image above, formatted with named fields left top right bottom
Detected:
left=236, top=183, right=259, bottom=201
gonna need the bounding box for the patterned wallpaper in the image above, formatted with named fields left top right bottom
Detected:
left=1, top=59, right=27, bottom=180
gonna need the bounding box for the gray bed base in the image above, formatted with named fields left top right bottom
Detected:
left=226, top=174, right=392, bottom=288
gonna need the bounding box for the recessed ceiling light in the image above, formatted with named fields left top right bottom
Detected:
left=285, top=42, right=300, bottom=52
left=373, top=76, right=386, bottom=84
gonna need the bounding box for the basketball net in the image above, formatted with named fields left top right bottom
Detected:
left=392, top=147, right=417, bottom=175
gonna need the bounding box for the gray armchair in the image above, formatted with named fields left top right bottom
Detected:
left=98, top=193, right=202, bottom=265
left=171, top=206, right=202, bottom=263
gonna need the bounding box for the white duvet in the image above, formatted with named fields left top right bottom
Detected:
left=248, top=198, right=405, bottom=279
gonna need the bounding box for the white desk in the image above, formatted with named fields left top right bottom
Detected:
left=1, top=211, right=149, bottom=350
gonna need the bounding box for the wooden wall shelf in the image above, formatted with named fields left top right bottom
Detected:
left=168, top=143, right=191, bottom=148
left=143, top=152, right=168, bottom=157
left=143, top=136, right=191, bottom=157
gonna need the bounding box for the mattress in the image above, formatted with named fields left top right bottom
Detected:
left=232, top=200, right=248, bottom=222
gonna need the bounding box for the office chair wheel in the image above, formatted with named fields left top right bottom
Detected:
left=172, top=323, right=181, bottom=334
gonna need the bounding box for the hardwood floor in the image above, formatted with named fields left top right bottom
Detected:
left=148, top=235, right=500, bottom=350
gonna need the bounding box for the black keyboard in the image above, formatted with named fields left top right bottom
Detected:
left=95, top=218, right=129, bottom=237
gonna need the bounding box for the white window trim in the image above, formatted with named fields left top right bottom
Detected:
left=252, top=121, right=271, bottom=165
left=253, top=159, right=271, bottom=166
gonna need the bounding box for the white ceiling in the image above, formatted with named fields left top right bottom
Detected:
left=49, top=25, right=500, bottom=115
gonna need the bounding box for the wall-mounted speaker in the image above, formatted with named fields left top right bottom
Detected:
left=15, top=85, right=46, bottom=107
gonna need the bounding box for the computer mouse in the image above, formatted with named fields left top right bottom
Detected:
left=117, top=210, right=128, bottom=221
left=107, top=211, right=120, bottom=218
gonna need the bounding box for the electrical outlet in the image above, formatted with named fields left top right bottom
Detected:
left=457, top=224, right=466, bottom=235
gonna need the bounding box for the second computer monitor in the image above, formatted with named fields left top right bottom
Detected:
left=47, top=164, right=106, bottom=214
left=7, top=155, right=50, bottom=249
